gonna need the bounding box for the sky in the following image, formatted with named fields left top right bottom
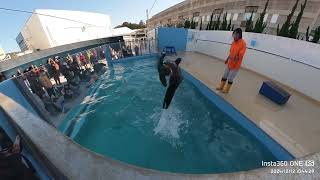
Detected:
left=0, top=0, right=184, bottom=53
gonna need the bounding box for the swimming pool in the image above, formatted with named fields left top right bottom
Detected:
left=60, top=57, right=284, bottom=174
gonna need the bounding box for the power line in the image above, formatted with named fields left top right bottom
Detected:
left=0, top=7, right=100, bottom=27
left=149, top=0, right=158, bottom=16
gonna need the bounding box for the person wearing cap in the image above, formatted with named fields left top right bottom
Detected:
left=216, top=28, right=247, bottom=93
left=162, top=57, right=183, bottom=109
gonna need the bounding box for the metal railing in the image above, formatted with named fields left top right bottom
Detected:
left=5, top=39, right=157, bottom=126
left=195, top=39, right=320, bottom=70
left=107, top=39, right=157, bottom=61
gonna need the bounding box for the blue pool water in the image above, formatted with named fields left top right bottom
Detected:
left=62, top=57, right=278, bottom=174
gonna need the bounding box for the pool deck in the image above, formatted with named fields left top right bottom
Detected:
left=179, top=51, right=320, bottom=158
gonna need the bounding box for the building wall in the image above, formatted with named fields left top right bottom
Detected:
left=16, top=9, right=112, bottom=51
left=18, top=14, right=51, bottom=51
left=187, top=30, right=320, bottom=102
left=0, top=47, right=5, bottom=60
left=147, top=0, right=320, bottom=37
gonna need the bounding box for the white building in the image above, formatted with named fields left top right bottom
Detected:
left=16, top=9, right=112, bottom=51
left=112, top=27, right=135, bottom=36
left=0, top=47, right=6, bottom=61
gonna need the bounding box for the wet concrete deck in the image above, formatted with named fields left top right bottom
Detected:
left=179, top=51, right=320, bottom=158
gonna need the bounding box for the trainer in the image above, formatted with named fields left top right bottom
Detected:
left=216, top=28, right=246, bottom=93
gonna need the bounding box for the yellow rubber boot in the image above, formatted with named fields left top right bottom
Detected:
left=222, top=83, right=232, bottom=93
left=216, top=80, right=226, bottom=91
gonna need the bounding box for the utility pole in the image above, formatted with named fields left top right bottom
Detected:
left=146, top=9, right=149, bottom=21
left=146, top=9, right=149, bottom=31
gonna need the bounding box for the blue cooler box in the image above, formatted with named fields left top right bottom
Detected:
left=259, top=81, right=291, bottom=105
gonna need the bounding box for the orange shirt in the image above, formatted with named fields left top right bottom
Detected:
left=227, top=39, right=247, bottom=70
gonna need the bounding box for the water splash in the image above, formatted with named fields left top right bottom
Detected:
left=153, top=107, right=184, bottom=147
left=81, top=95, right=108, bottom=105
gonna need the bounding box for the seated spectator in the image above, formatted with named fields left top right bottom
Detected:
left=0, top=130, right=39, bottom=180
left=61, top=84, right=74, bottom=99
left=93, top=62, right=106, bottom=75
left=68, top=58, right=81, bottom=84
left=79, top=69, right=91, bottom=82
left=42, top=96, right=62, bottom=114
left=61, top=62, right=75, bottom=84
left=0, top=128, right=12, bottom=151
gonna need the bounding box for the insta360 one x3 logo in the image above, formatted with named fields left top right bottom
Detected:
left=305, top=160, right=315, bottom=167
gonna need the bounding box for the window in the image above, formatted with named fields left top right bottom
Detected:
left=193, top=12, right=200, bottom=22
left=243, top=6, right=258, bottom=21
left=245, top=6, right=259, bottom=13
left=270, top=14, right=279, bottom=23
left=233, top=13, right=238, bottom=21
left=193, top=16, right=199, bottom=22
left=193, top=12, right=200, bottom=17
left=214, top=8, right=223, bottom=14
left=207, top=15, right=211, bottom=21
left=226, top=13, right=232, bottom=21
left=212, top=8, right=223, bottom=20
left=263, top=14, right=269, bottom=23
left=213, top=14, right=220, bottom=20
left=244, top=13, right=256, bottom=21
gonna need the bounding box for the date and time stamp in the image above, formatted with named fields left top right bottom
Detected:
left=262, top=160, right=316, bottom=174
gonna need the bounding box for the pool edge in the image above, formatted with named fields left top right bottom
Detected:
left=181, top=69, right=294, bottom=161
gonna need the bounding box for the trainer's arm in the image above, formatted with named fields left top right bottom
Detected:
left=225, top=55, right=230, bottom=64
left=235, top=43, right=247, bottom=61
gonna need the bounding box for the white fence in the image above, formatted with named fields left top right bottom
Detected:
left=187, top=30, right=320, bottom=101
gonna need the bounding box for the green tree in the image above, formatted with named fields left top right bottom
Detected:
left=206, top=13, right=214, bottom=30
left=305, top=26, right=310, bottom=41
left=312, top=26, right=320, bottom=43
left=278, top=0, right=299, bottom=37
left=253, top=0, right=269, bottom=33
left=227, top=17, right=232, bottom=31
left=190, top=19, right=196, bottom=29
left=115, top=22, right=146, bottom=29
left=289, top=0, right=307, bottom=39
left=231, top=25, right=235, bottom=31
left=199, top=18, right=203, bottom=30
left=184, top=20, right=191, bottom=28
left=214, top=13, right=221, bottom=30
left=220, top=13, right=228, bottom=30
left=245, top=12, right=254, bottom=32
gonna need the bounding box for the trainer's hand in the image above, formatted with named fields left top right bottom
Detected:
left=224, top=59, right=228, bottom=64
